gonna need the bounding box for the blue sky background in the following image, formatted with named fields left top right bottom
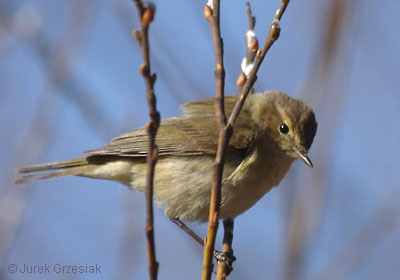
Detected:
left=1, top=0, right=400, bottom=279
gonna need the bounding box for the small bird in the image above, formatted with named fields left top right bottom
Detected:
left=15, top=91, right=317, bottom=223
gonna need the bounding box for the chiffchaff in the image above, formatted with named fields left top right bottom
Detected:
left=15, top=91, right=317, bottom=222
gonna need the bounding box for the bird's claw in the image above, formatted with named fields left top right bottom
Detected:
left=213, top=250, right=236, bottom=275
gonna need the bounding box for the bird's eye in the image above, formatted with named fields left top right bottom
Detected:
left=279, top=123, right=289, bottom=134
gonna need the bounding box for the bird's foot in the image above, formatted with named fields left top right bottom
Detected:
left=213, top=250, right=236, bottom=275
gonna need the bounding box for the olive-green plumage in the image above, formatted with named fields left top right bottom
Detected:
left=15, top=91, right=317, bottom=222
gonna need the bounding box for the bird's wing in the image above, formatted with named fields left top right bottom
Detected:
left=180, top=95, right=238, bottom=116
left=86, top=96, right=259, bottom=157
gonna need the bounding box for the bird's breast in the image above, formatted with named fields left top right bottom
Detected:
left=220, top=146, right=294, bottom=219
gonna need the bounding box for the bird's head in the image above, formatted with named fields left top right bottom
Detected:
left=251, top=91, right=317, bottom=167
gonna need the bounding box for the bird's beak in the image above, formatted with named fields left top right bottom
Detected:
left=294, top=147, right=313, bottom=168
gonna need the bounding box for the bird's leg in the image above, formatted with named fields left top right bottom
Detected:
left=170, top=218, right=236, bottom=273
left=218, top=218, right=236, bottom=275
left=170, top=217, right=203, bottom=246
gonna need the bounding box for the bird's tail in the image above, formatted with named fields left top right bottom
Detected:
left=14, top=157, right=92, bottom=184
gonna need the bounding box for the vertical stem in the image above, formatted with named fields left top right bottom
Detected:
left=216, top=219, right=235, bottom=279
left=132, top=1, right=159, bottom=279
left=202, top=1, right=228, bottom=279
left=202, top=1, right=292, bottom=279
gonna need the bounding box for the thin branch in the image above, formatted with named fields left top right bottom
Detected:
left=246, top=2, right=256, bottom=30
left=237, top=2, right=258, bottom=90
left=203, top=1, right=292, bottom=279
left=216, top=219, right=235, bottom=279
left=202, top=1, right=227, bottom=279
left=245, top=3, right=257, bottom=66
left=228, top=0, right=290, bottom=129
left=204, top=0, right=226, bottom=130
left=132, top=1, right=159, bottom=280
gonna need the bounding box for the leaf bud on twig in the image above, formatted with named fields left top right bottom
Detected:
left=204, top=5, right=213, bottom=19
left=269, top=19, right=281, bottom=41
left=142, top=4, right=156, bottom=26
left=236, top=72, right=247, bottom=87
left=139, top=64, right=149, bottom=75
left=132, top=29, right=142, bottom=45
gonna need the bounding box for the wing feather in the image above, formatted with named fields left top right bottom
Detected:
left=86, top=95, right=259, bottom=158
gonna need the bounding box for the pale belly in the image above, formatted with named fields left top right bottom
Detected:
left=129, top=147, right=294, bottom=222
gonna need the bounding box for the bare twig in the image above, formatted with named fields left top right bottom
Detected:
left=228, top=0, right=290, bottom=129
left=203, top=1, right=291, bottom=279
left=204, top=1, right=226, bottom=130
left=132, top=1, right=159, bottom=279
left=246, top=3, right=256, bottom=30
left=237, top=2, right=258, bottom=88
left=216, top=219, right=235, bottom=279
left=202, top=1, right=227, bottom=279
